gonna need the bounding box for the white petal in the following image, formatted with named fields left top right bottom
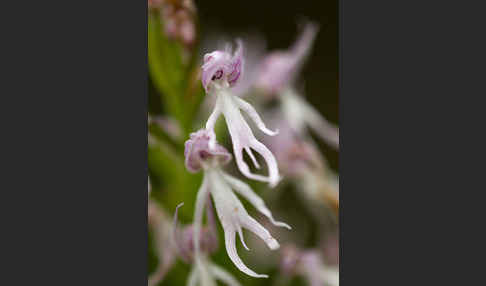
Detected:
left=187, top=266, right=199, bottom=286
left=197, top=259, right=217, bottom=286
left=224, top=228, right=268, bottom=278
left=205, top=102, right=222, bottom=150
left=171, top=202, right=185, bottom=257
left=241, top=215, right=280, bottom=250
left=209, top=262, right=242, bottom=286
left=234, top=96, right=279, bottom=136
left=233, top=144, right=272, bottom=183
left=244, top=147, right=260, bottom=169
left=248, top=139, right=281, bottom=187
left=237, top=226, right=250, bottom=251
left=222, top=173, right=291, bottom=230
left=193, top=174, right=209, bottom=255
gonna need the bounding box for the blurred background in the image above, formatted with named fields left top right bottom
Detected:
left=148, top=0, right=338, bottom=285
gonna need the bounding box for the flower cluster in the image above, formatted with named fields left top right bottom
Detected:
left=148, top=4, right=339, bottom=284
left=184, top=130, right=290, bottom=279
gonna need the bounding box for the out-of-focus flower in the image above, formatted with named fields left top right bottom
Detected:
left=255, top=22, right=339, bottom=149
left=148, top=0, right=164, bottom=10
left=201, top=41, right=281, bottom=187
left=185, top=129, right=290, bottom=278
left=149, top=115, right=183, bottom=141
left=263, top=112, right=339, bottom=214
left=280, top=88, right=339, bottom=150
left=262, top=112, right=324, bottom=177
left=150, top=0, right=197, bottom=47
left=256, top=22, right=318, bottom=95
left=148, top=200, right=177, bottom=286
left=280, top=244, right=339, bottom=286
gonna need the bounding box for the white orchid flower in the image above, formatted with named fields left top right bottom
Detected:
left=201, top=41, right=281, bottom=187
left=185, top=130, right=290, bottom=279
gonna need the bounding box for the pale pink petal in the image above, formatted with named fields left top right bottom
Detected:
left=248, top=139, right=281, bottom=187
left=241, top=215, right=280, bottom=250
left=234, top=96, right=278, bottom=136
left=222, top=173, right=291, bottom=230
left=224, top=228, right=268, bottom=278
left=193, top=175, right=209, bottom=255
left=237, top=226, right=250, bottom=251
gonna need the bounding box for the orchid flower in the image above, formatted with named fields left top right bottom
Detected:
left=256, top=22, right=339, bottom=150
left=262, top=111, right=339, bottom=214
left=201, top=40, right=281, bottom=187
left=185, top=129, right=291, bottom=278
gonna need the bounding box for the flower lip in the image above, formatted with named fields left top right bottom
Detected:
left=184, top=129, right=232, bottom=173
left=201, top=40, right=244, bottom=93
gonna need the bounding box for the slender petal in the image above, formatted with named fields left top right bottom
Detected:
left=193, top=175, right=209, bottom=256
left=244, top=147, right=260, bottom=169
left=233, top=96, right=279, bottom=136
left=205, top=104, right=222, bottom=150
left=224, top=228, right=268, bottom=278
left=209, top=263, right=242, bottom=286
left=237, top=226, right=250, bottom=251
left=222, top=173, right=291, bottom=229
left=197, top=258, right=217, bottom=286
left=172, top=202, right=186, bottom=259
left=241, top=215, right=280, bottom=250
left=187, top=266, right=199, bottom=286
left=208, top=169, right=276, bottom=278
